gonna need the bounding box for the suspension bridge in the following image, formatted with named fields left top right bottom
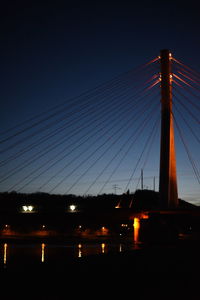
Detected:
left=0, top=49, right=199, bottom=209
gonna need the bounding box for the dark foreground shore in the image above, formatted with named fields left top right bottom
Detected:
left=1, top=240, right=199, bottom=300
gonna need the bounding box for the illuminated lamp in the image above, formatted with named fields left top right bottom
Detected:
left=22, top=206, right=28, bottom=212
left=28, top=205, right=33, bottom=211
left=69, top=205, right=76, bottom=212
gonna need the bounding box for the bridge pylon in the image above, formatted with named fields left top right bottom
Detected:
left=159, top=49, right=179, bottom=209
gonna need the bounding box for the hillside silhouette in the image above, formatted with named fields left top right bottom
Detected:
left=0, top=189, right=196, bottom=214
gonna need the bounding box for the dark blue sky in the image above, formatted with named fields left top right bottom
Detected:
left=0, top=0, right=199, bottom=204
left=1, top=0, right=200, bottom=120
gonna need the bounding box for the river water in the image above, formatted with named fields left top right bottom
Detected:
left=0, top=216, right=193, bottom=271
left=0, top=217, right=142, bottom=269
left=1, top=240, right=140, bottom=269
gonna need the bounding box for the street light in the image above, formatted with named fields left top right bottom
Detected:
left=22, top=205, right=34, bottom=212
left=69, top=205, right=76, bottom=212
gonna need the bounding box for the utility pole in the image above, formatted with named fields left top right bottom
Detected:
left=153, top=176, right=156, bottom=191
left=159, top=49, right=178, bottom=208
left=141, top=169, right=143, bottom=190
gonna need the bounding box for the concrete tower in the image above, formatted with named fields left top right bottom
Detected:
left=159, top=49, right=179, bottom=208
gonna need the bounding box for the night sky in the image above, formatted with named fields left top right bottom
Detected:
left=0, top=1, right=199, bottom=204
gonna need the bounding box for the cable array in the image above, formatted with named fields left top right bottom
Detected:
left=0, top=53, right=199, bottom=197
left=171, top=57, right=200, bottom=192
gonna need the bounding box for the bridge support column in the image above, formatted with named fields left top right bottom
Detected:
left=159, top=49, right=178, bottom=209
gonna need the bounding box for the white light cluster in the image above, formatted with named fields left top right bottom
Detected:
left=22, top=205, right=34, bottom=212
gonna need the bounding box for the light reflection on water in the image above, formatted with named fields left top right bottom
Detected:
left=1, top=241, right=139, bottom=267
left=41, top=243, right=45, bottom=262
left=78, top=243, right=82, bottom=258
left=3, top=243, right=7, bottom=266
left=1, top=218, right=142, bottom=268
